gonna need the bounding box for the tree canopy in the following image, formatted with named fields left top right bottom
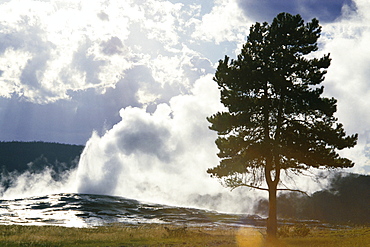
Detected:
left=207, top=12, right=358, bottom=240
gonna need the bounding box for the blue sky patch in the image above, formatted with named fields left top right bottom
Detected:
left=237, top=0, right=357, bottom=23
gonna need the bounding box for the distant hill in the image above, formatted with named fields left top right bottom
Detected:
left=0, top=141, right=84, bottom=174
left=254, top=172, right=370, bottom=225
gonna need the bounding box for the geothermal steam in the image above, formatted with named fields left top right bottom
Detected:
left=1, top=75, right=330, bottom=213
left=74, top=75, right=250, bottom=210
left=3, top=75, right=332, bottom=213
left=0, top=75, right=256, bottom=212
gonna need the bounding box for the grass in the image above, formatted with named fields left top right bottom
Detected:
left=0, top=224, right=368, bottom=246
left=280, top=227, right=370, bottom=247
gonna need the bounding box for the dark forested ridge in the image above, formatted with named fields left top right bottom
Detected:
left=0, top=141, right=84, bottom=173
left=254, top=173, right=370, bottom=225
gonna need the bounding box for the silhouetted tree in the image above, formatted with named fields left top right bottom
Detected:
left=207, top=13, right=357, bottom=241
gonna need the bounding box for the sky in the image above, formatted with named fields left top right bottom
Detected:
left=0, top=0, right=369, bottom=177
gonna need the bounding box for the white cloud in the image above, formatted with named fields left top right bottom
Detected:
left=0, top=0, right=207, bottom=103
left=192, top=0, right=250, bottom=44
left=139, top=0, right=184, bottom=47
left=318, top=0, right=370, bottom=174
left=0, top=48, right=32, bottom=98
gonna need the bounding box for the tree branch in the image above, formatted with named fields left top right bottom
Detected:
left=231, top=183, right=269, bottom=192
left=276, top=188, right=310, bottom=197
left=232, top=183, right=310, bottom=196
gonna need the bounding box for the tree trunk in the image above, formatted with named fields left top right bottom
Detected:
left=266, top=181, right=278, bottom=242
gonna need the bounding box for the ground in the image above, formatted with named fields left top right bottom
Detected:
left=0, top=224, right=368, bottom=246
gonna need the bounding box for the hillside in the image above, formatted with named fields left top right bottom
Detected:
left=254, top=172, right=370, bottom=225
left=0, top=141, right=84, bottom=174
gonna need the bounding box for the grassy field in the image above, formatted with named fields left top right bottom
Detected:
left=0, top=224, right=368, bottom=246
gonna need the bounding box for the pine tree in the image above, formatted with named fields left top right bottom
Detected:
left=207, top=13, right=358, bottom=241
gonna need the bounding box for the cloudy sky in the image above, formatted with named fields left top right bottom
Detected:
left=0, top=0, right=369, bottom=176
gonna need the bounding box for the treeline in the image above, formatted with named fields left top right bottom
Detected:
left=254, top=173, right=370, bottom=225
left=0, top=141, right=84, bottom=174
